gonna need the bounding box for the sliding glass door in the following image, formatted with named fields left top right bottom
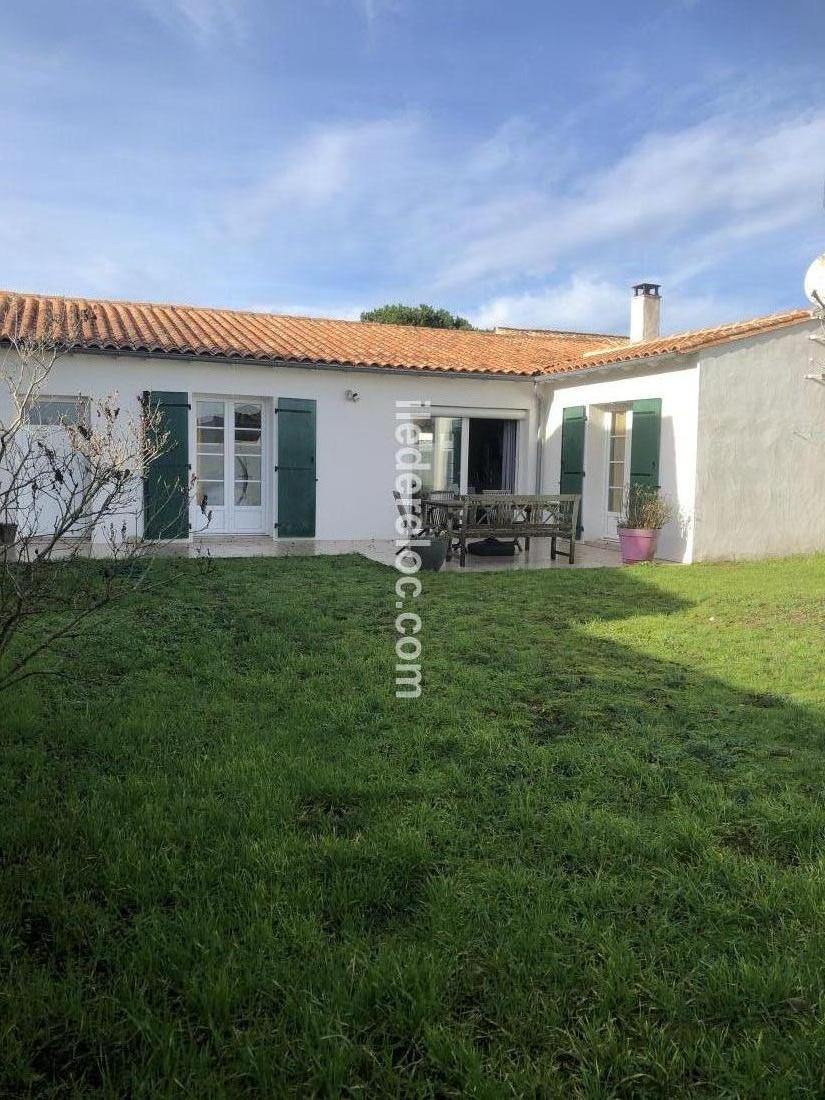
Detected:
left=415, top=417, right=463, bottom=493
left=467, top=418, right=517, bottom=492
left=414, top=415, right=521, bottom=494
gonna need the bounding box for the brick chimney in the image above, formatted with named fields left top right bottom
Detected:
left=630, top=283, right=661, bottom=342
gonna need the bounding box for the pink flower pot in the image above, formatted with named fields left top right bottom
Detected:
left=618, top=527, right=659, bottom=564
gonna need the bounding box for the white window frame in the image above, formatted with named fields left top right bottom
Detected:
left=27, top=395, right=90, bottom=428
left=602, top=405, right=633, bottom=538
left=190, top=394, right=272, bottom=535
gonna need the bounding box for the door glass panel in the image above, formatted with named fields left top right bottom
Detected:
left=235, top=404, right=261, bottom=436
left=197, top=402, right=224, bottom=428
left=607, top=410, right=628, bottom=513
left=235, top=481, right=261, bottom=506
left=198, top=454, right=224, bottom=481
left=415, top=417, right=462, bottom=493
left=235, top=432, right=260, bottom=452
left=234, top=401, right=262, bottom=507
left=199, top=481, right=225, bottom=507
left=198, top=428, right=224, bottom=451
left=234, top=455, right=261, bottom=481
left=197, top=400, right=225, bottom=507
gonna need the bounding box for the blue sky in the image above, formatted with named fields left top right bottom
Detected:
left=4, top=0, right=825, bottom=334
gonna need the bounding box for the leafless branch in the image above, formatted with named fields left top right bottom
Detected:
left=0, top=316, right=194, bottom=693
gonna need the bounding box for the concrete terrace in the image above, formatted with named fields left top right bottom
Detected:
left=184, top=536, right=623, bottom=571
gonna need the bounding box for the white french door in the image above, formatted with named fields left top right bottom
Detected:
left=604, top=408, right=632, bottom=540
left=194, top=398, right=266, bottom=534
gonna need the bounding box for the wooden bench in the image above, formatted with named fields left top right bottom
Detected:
left=424, top=493, right=581, bottom=567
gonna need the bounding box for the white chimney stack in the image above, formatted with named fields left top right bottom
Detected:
left=630, top=282, right=661, bottom=342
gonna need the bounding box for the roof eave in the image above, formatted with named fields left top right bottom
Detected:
left=536, top=350, right=681, bottom=382
left=42, top=342, right=541, bottom=380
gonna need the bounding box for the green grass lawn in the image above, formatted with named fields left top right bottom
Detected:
left=2, top=554, right=825, bottom=1097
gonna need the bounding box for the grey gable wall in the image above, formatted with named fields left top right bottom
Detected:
left=693, top=320, right=825, bottom=561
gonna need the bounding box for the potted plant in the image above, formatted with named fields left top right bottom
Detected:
left=616, top=484, right=673, bottom=564
left=417, top=536, right=448, bottom=571
left=416, top=507, right=451, bottom=571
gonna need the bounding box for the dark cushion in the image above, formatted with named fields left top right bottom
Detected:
left=467, top=537, right=516, bottom=557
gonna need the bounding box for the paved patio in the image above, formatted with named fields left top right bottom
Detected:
left=187, top=536, right=623, bottom=571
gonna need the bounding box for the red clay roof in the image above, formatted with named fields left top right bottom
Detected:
left=0, top=291, right=811, bottom=379
left=544, top=308, right=812, bottom=374
left=0, top=290, right=617, bottom=377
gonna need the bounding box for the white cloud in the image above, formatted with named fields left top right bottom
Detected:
left=474, top=274, right=759, bottom=337
left=357, top=0, right=404, bottom=28
left=247, top=300, right=363, bottom=321
left=435, top=108, right=825, bottom=289
left=6, top=54, right=818, bottom=329
left=139, top=0, right=246, bottom=44
left=223, top=98, right=822, bottom=328
left=225, top=116, right=421, bottom=238
left=474, top=276, right=629, bottom=333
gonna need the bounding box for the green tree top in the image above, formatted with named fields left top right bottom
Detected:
left=360, top=303, right=473, bottom=330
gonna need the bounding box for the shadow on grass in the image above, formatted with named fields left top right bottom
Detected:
left=2, top=555, right=825, bottom=1096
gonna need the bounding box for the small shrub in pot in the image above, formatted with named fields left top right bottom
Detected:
left=617, top=485, right=673, bottom=564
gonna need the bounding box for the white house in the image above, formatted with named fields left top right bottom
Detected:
left=1, top=284, right=823, bottom=563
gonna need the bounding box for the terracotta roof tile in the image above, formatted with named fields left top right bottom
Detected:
left=0, top=290, right=811, bottom=380
left=0, top=289, right=618, bottom=376
left=543, top=308, right=812, bottom=373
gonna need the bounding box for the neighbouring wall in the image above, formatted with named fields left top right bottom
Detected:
left=693, top=321, right=825, bottom=562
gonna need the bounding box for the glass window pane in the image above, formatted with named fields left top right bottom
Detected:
left=197, top=401, right=225, bottom=428
left=607, top=409, right=629, bottom=512
left=235, top=402, right=261, bottom=425
left=198, top=454, right=224, bottom=481
left=610, top=436, right=625, bottom=463
left=234, top=455, right=261, bottom=481
left=235, top=402, right=261, bottom=439
left=234, top=480, right=261, bottom=506
left=30, top=398, right=86, bottom=426
left=197, top=426, right=224, bottom=445
left=198, top=480, right=224, bottom=506
left=415, top=417, right=462, bottom=493
left=234, top=430, right=261, bottom=452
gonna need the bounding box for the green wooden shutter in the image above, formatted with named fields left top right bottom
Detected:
left=559, top=405, right=586, bottom=537
left=143, top=391, right=189, bottom=540
left=277, top=398, right=316, bottom=537
left=629, top=398, right=662, bottom=489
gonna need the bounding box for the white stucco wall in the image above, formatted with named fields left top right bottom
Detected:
left=3, top=350, right=538, bottom=541
left=10, top=322, right=818, bottom=560
left=539, top=361, right=701, bottom=562
left=693, top=320, right=825, bottom=561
